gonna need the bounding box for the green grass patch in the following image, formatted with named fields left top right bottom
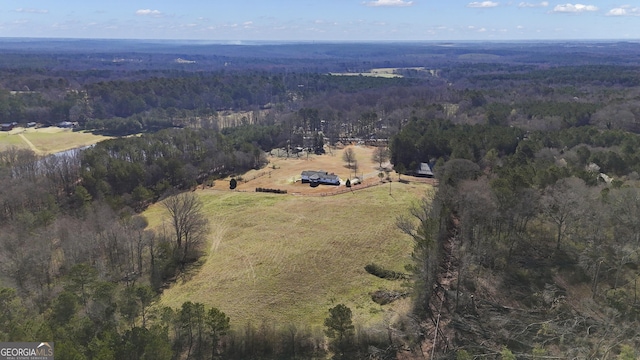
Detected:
left=22, top=130, right=111, bottom=154
left=150, top=182, right=429, bottom=330
left=0, top=133, right=28, bottom=151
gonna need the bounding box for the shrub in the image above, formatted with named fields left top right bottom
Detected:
left=371, top=290, right=409, bottom=305
left=364, top=263, right=408, bottom=280
left=456, top=350, right=472, bottom=360
left=229, top=178, right=237, bottom=190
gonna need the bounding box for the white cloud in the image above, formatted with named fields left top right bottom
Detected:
left=606, top=6, right=640, bottom=16
left=467, top=1, right=499, bottom=8
left=15, top=8, right=49, bottom=14
left=552, top=4, right=598, bottom=13
left=135, top=9, right=163, bottom=17
left=364, top=0, right=414, bottom=7
left=518, top=1, right=548, bottom=8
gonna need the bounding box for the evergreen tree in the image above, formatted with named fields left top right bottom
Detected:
left=324, top=304, right=355, bottom=356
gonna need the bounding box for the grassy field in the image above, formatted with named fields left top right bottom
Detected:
left=0, top=131, right=28, bottom=151
left=329, top=70, right=402, bottom=78
left=0, top=127, right=112, bottom=154
left=329, top=67, right=436, bottom=79
left=149, top=181, right=430, bottom=330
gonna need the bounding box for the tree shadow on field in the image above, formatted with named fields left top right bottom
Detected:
left=178, top=257, right=206, bottom=284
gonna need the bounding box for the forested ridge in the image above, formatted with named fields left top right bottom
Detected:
left=3, top=41, right=640, bottom=359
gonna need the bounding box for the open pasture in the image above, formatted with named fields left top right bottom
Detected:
left=0, top=127, right=111, bottom=154
left=329, top=67, right=405, bottom=78
left=152, top=180, right=431, bottom=330
left=329, top=67, right=436, bottom=78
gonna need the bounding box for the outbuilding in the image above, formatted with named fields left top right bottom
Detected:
left=416, top=163, right=434, bottom=177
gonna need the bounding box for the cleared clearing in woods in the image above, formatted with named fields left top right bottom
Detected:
left=0, top=127, right=112, bottom=154
left=149, top=180, right=431, bottom=330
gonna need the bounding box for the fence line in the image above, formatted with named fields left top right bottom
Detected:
left=228, top=178, right=436, bottom=197
left=242, top=171, right=268, bottom=183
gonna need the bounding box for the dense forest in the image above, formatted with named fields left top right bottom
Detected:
left=3, top=41, right=640, bottom=358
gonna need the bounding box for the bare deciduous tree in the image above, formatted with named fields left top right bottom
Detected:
left=163, top=193, right=209, bottom=266
left=342, top=147, right=356, bottom=169
left=372, top=146, right=390, bottom=170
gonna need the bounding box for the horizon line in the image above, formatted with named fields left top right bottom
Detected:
left=0, top=36, right=639, bottom=44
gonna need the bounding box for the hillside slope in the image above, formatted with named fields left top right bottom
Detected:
left=146, top=183, right=430, bottom=330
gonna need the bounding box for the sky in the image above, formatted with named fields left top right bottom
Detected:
left=0, top=0, right=639, bottom=41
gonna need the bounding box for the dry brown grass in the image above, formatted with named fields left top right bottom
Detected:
left=150, top=169, right=431, bottom=330
left=215, top=145, right=402, bottom=195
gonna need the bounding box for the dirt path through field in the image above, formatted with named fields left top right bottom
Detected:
left=17, top=133, right=44, bottom=155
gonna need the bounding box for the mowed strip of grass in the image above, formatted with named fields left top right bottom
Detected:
left=149, top=182, right=430, bottom=329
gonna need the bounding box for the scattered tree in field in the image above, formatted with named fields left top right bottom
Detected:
left=342, top=148, right=356, bottom=169
left=353, top=160, right=358, bottom=179
left=324, top=304, right=355, bottom=356
left=378, top=172, right=385, bottom=182
left=162, top=193, right=209, bottom=266
left=394, top=163, right=405, bottom=181
left=372, top=147, right=390, bottom=169
left=229, top=178, right=237, bottom=190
